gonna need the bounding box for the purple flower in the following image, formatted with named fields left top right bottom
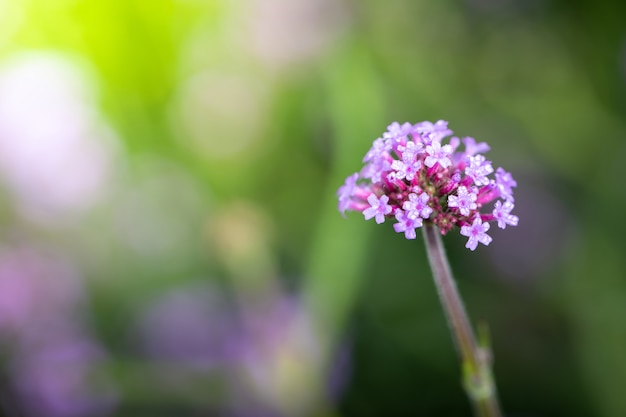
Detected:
left=390, top=152, right=422, bottom=181
left=397, top=140, right=423, bottom=160
left=495, top=167, right=517, bottom=201
left=414, top=120, right=453, bottom=144
left=337, top=120, right=519, bottom=249
left=0, top=245, right=118, bottom=416
left=0, top=247, right=84, bottom=333
left=337, top=173, right=359, bottom=215
left=492, top=200, right=519, bottom=229
left=465, top=154, right=494, bottom=186
left=11, top=340, right=117, bottom=417
left=447, top=186, right=478, bottom=216
left=133, top=285, right=233, bottom=367
left=424, top=140, right=452, bottom=169
left=361, top=157, right=391, bottom=183
left=363, top=138, right=390, bottom=163
left=460, top=217, right=492, bottom=251
left=383, top=121, right=413, bottom=147
left=462, top=137, right=490, bottom=156
left=363, top=194, right=392, bottom=224
left=402, top=192, right=432, bottom=219
left=393, top=210, right=423, bottom=239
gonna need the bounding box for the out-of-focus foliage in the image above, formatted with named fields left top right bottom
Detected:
left=0, top=0, right=625, bottom=416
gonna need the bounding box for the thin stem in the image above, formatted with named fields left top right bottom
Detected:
left=422, top=223, right=502, bottom=417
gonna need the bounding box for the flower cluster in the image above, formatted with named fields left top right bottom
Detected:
left=338, top=121, right=519, bottom=250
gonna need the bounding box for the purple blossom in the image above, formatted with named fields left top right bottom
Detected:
left=337, top=173, right=359, bottom=215
left=0, top=246, right=118, bottom=416
left=397, top=140, right=423, bottom=160
left=393, top=210, right=423, bottom=239
left=402, top=192, right=432, bottom=219
left=460, top=217, right=492, bottom=251
left=495, top=167, right=517, bottom=201
left=363, top=194, right=392, bottom=224
left=465, top=154, right=494, bottom=186
left=233, top=295, right=332, bottom=417
left=383, top=121, right=413, bottom=147
left=361, top=157, right=391, bottom=183
left=447, top=186, right=478, bottom=216
left=414, top=120, right=453, bottom=144
left=390, top=152, right=422, bottom=181
left=448, top=136, right=461, bottom=152
left=462, top=137, right=490, bottom=156
left=133, top=285, right=233, bottom=367
left=11, top=340, right=117, bottom=417
left=337, top=119, right=519, bottom=248
left=424, top=140, right=452, bottom=169
left=492, top=200, right=519, bottom=229
left=476, top=181, right=500, bottom=205
left=363, top=138, right=390, bottom=163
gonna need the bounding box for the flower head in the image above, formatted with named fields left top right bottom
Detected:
left=337, top=120, right=519, bottom=250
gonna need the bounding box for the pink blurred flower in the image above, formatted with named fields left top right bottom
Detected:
left=0, top=53, right=117, bottom=224
left=132, top=284, right=235, bottom=369
left=0, top=246, right=83, bottom=334
left=10, top=339, right=117, bottom=417
left=0, top=244, right=118, bottom=416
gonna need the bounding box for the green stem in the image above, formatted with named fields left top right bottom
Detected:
left=422, top=223, right=502, bottom=417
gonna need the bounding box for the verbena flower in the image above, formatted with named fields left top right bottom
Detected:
left=337, top=120, right=519, bottom=250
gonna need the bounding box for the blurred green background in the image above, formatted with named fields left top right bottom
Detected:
left=0, top=0, right=625, bottom=416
